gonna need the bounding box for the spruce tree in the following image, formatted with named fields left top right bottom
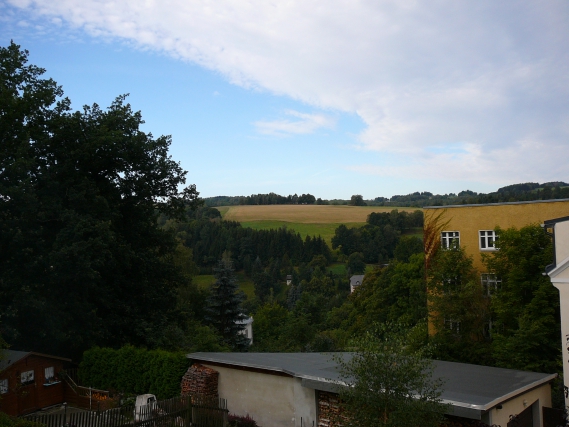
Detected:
left=205, top=258, right=250, bottom=351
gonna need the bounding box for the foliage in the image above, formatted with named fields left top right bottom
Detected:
left=394, top=236, right=424, bottom=262
left=205, top=259, right=250, bottom=351
left=428, top=246, right=491, bottom=365
left=227, top=414, right=258, bottom=427
left=0, top=413, right=45, bottom=427
left=483, top=225, right=560, bottom=373
left=78, top=346, right=189, bottom=399
left=332, top=209, right=423, bottom=263
left=334, top=324, right=447, bottom=427
left=171, top=219, right=330, bottom=273
left=346, top=252, right=365, bottom=274
left=326, top=254, right=427, bottom=347
left=349, top=195, right=367, bottom=206
left=0, top=42, right=200, bottom=359
left=373, top=181, right=569, bottom=207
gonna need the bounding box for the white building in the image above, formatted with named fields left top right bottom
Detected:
left=236, top=316, right=254, bottom=345
left=544, top=215, right=569, bottom=409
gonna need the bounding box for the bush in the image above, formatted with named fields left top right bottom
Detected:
left=0, top=413, right=45, bottom=427
left=78, top=346, right=190, bottom=399
left=228, top=414, right=258, bottom=427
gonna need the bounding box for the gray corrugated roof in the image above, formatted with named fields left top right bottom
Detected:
left=0, top=350, right=30, bottom=371
left=187, top=352, right=556, bottom=413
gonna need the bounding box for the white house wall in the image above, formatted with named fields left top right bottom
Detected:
left=201, top=364, right=316, bottom=427
left=487, top=383, right=552, bottom=427
left=554, top=221, right=569, bottom=263
left=548, top=220, right=569, bottom=409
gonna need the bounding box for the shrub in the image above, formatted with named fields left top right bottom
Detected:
left=79, top=346, right=190, bottom=399
left=228, top=414, right=258, bottom=427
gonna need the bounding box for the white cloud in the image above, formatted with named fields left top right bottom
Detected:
left=5, top=0, right=569, bottom=184
left=254, top=110, right=335, bottom=136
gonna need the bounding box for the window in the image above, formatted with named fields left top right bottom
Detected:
left=0, top=378, right=7, bottom=394
left=44, top=366, right=55, bottom=381
left=479, top=230, right=498, bottom=250
left=21, top=370, right=34, bottom=385
left=444, top=318, right=460, bottom=333
left=481, top=274, right=501, bottom=296
left=441, top=231, right=460, bottom=249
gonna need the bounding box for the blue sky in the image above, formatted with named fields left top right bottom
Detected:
left=2, top=1, right=568, bottom=199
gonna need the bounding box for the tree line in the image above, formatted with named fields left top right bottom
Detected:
left=203, top=181, right=569, bottom=208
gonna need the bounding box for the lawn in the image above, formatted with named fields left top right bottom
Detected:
left=193, top=272, right=255, bottom=300
left=239, top=220, right=362, bottom=247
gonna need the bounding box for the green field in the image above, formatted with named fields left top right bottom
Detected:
left=194, top=272, right=255, bottom=300
left=240, top=220, right=364, bottom=246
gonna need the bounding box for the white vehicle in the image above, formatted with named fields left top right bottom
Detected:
left=134, top=394, right=157, bottom=421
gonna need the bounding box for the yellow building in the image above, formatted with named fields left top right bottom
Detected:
left=424, top=198, right=569, bottom=273
left=424, top=199, right=569, bottom=336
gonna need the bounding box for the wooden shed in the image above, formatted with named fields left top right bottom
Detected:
left=0, top=350, right=72, bottom=416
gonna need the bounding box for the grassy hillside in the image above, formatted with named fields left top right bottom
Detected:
left=220, top=204, right=419, bottom=223
left=218, top=205, right=421, bottom=246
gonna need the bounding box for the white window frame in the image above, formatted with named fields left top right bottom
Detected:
left=441, top=231, right=460, bottom=249
left=479, top=230, right=498, bottom=251
left=0, top=378, right=8, bottom=394
left=444, top=318, right=460, bottom=333
left=481, top=273, right=501, bottom=296
left=21, top=370, right=34, bottom=385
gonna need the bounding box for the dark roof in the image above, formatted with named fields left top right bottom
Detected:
left=349, top=275, right=365, bottom=286
left=0, top=350, right=72, bottom=371
left=0, top=350, right=29, bottom=371
left=187, top=352, right=556, bottom=419
left=544, top=215, right=569, bottom=226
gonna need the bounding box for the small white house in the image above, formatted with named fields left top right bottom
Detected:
left=286, top=275, right=292, bottom=286
left=236, top=316, right=254, bottom=345
left=349, top=274, right=365, bottom=293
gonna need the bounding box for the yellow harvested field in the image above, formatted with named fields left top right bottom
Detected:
left=220, top=204, right=420, bottom=224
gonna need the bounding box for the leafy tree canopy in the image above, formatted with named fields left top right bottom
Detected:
left=483, top=224, right=560, bottom=373
left=334, top=324, right=447, bottom=427
left=0, top=42, right=200, bottom=358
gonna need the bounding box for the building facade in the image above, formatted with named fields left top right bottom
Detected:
left=424, top=199, right=569, bottom=272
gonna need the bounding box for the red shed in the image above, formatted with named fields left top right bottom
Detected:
left=0, top=350, right=72, bottom=416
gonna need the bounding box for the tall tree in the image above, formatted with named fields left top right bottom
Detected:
left=483, top=225, right=560, bottom=373
left=0, top=42, right=200, bottom=358
left=205, top=259, right=249, bottom=350
left=428, top=245, right=491, bottom=365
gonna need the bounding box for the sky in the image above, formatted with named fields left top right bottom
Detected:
left=1, top=1, right=569, bottom=200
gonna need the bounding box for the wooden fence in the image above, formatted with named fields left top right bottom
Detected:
left=25, top=395, right=228, bottom=427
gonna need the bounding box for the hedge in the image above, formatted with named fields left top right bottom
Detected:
left=78, top=346, right=190, bottom=399
left=0, top=413, right=45, bottom=427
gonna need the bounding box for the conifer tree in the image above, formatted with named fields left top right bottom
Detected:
left=205, top=258, right=250, bottom=350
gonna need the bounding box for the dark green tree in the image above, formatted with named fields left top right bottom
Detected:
left=428, top=245, right=491, bottom=365
left=0, top=42, right=200, bottom=358
left=347, top=252, right=366, bottom=274
left=349, top=194, right=367, bottom=206
left=205, top=259, right=249, bottom=350
left=333, top=324, right=447, bottom=427
left=483, top=225, right=560, bottom=373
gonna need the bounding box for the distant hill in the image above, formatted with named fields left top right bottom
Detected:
left=203, top=182, right=569, bottom=208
